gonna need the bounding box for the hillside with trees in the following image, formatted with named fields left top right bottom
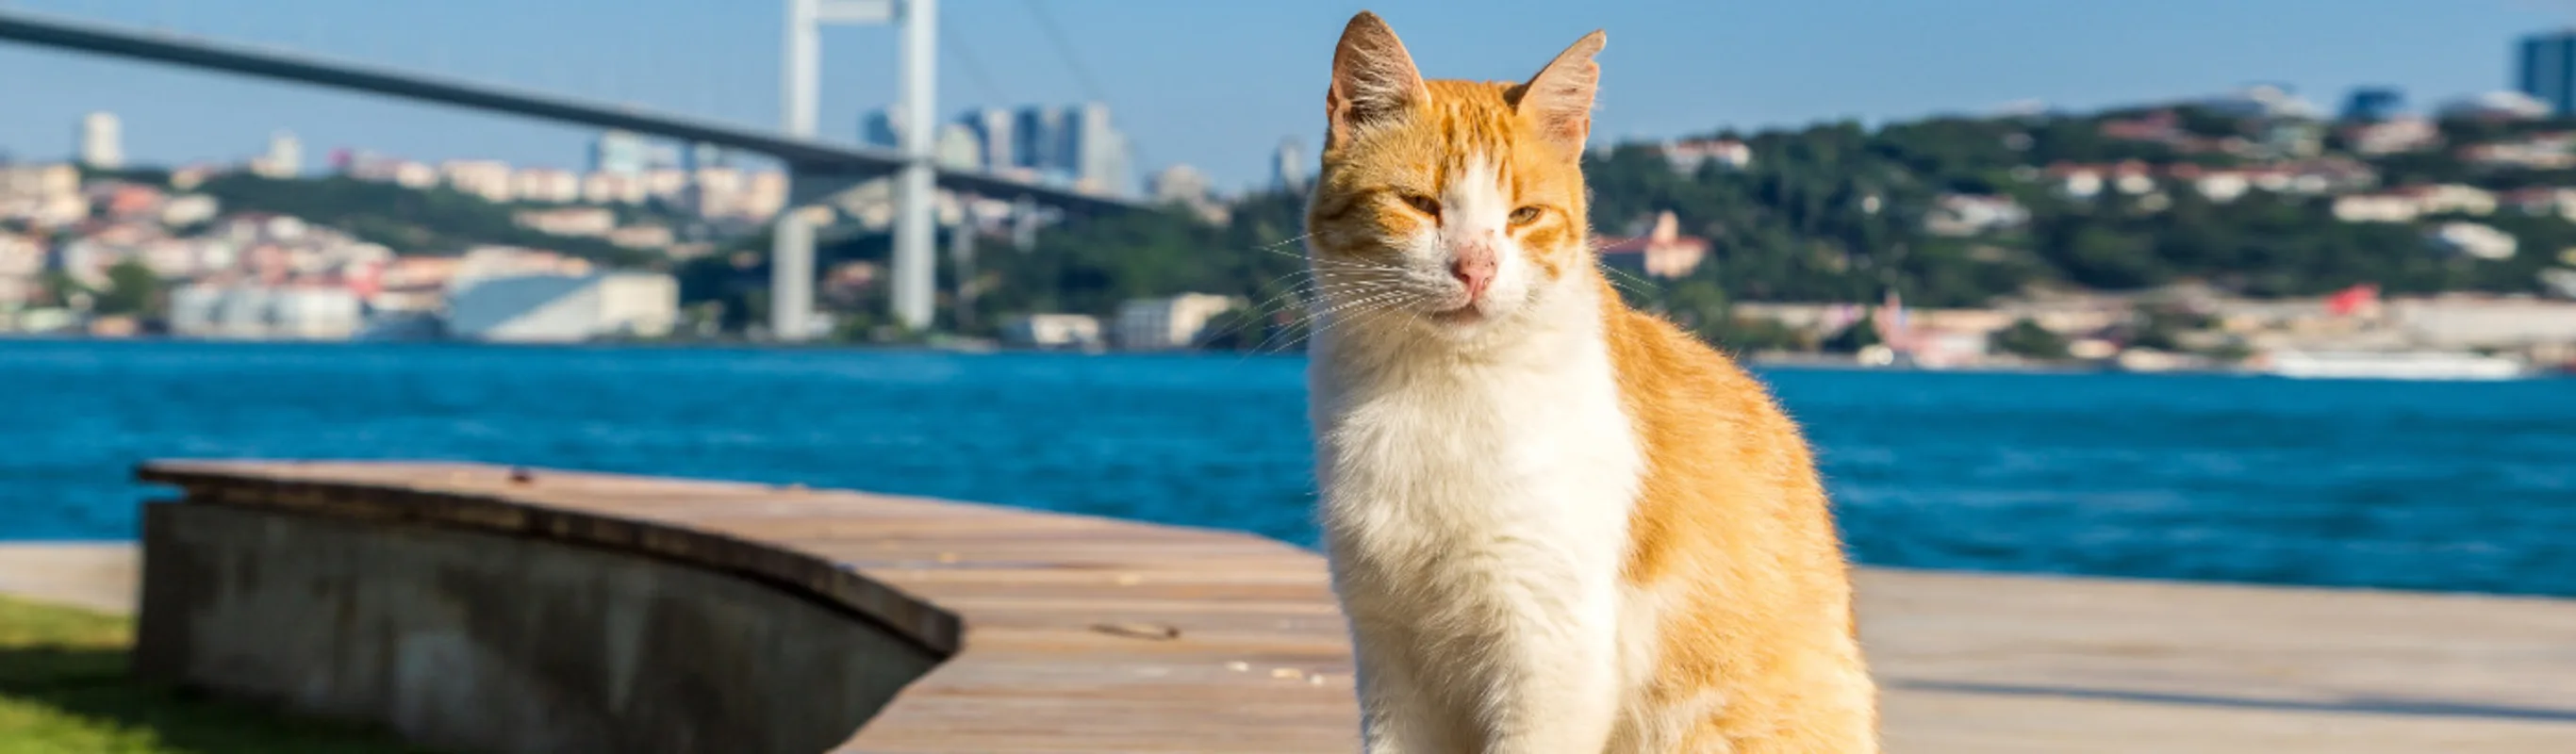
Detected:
left=939, top=102, right=2576, bottom=349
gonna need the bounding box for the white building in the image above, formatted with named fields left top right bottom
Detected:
left=1272, top=137, right=1309, bottom=190
left=1150, top=164, right=1212, bottom=206
left=1923, top=194, right=2030, bottom=237
left=250, top=130, right=302, bottom=178
left=2333, top=192, right=2422, bottom=223
left=1149, top=164, right=1226, bottom=223
left=445, top=271, right=678, bottom=343
left=2438, top=91, right=2551, bottom=121
left=1002, top=313, right=1104, bottom=350
left=0, top=163, right=79, bottom=199
left=1663, top=139, right=1753, bottom=174
left=965, top=107, right=1016, bottom=172
left=2389, top=296, right=2576, bottom=348
left=581, top=172, right=649, bottom=205
left=935, top=123, right=983, bottom=170
left=0, top=232, right=41, bottom=278
left=1114, top=293, right=1238, bottom=351
left=439, top=160, right=518, bottom=204
left=79, top=112, right=123, bottom=169
left=514, top=206, right=619, bottom=238
left=159, top=194, right=221, bottom=227
left=2046, top=162, right=2156, bottom=199
left=2424, top=222, right=2517, bottom=261
left=512, top=168, right=584, bottom=204
left=2341, top=118, right=2440, bottom=156
left=2200, top=84, right=2321, bottom=120
left=2334, top=185, right=2497, bottom=223
left=0, top=233, right=43, bottom=309
left=0, top=163, right=87, bottom=229
left=168, top=283, right=365, bottom=340
left=605, top=224, right=675, bottom=250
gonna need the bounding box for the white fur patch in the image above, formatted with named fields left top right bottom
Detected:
left=1441, top=156, right=1531, bottom=315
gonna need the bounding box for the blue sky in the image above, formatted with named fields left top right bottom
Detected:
left=0, top=0, right=2568, bottom=189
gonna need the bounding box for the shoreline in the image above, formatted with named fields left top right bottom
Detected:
left=7, top=336, right=2566, bottom=379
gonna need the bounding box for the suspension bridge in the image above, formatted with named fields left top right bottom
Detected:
left=0, top=0, right=1143, bottom=338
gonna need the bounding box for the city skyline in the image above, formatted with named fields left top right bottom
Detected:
left=2, top=0, right=2569, bottom=190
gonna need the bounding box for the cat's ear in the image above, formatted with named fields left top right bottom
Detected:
left=1514, top=29, right=1607, bottom=153
left=1326, top=11, right=1428, bottom=148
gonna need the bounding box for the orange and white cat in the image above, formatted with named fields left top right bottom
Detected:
left=1303, top=11, right=1878, bottom=753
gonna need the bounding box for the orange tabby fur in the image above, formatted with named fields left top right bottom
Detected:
left=1304, top=11, right=1876, bottom=752
left=1601, top=281, right=1879, bottom=750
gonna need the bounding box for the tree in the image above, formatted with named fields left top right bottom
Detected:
left=92, top=259, right=163, bottom=318
left=1192, top=307, right=1269, bottom=352
left=1821, top=315, right=1882, bottom=352
left=1661, top=279, right=1732, bottom=334
left=1990, top=318, right=2068, bottom=359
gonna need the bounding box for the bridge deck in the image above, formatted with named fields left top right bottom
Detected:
left=0, top=7, right=1140, bottom=213
left=129, top=461, right=2576, bottom=753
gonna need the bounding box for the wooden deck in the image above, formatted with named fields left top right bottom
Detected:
left=125, top=461, right=2576, bottom=753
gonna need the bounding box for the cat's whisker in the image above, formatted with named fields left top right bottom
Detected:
left=1584, top=248, right=1665, bottom=291
left=1588, top=266, right=1661, bottom=300
left=1267, top=289, right=1432, bottom=355
left=1257, top=287, right=1410, bottom=333
left=1199, top=279, right=1412, bottom=348
left=1246, top=289, right=1422, bottom=355
left=1247, top=244, right=1413, bottom=275
left=1253, top=233, right=1313, bottom=252
left=1241, top=274, right=1389, bottom=311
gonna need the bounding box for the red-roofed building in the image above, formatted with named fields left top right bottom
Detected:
left=1595, top=211, right=1710, bottom=279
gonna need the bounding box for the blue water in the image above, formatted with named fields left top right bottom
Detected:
left=5, top=339, right=2573, bottom=598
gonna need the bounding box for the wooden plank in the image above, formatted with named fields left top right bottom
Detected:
left=125, top=460, right=2576, bottom=754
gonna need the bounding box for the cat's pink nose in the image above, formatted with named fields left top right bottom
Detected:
left=1450, top=249, right=1495, bottom=301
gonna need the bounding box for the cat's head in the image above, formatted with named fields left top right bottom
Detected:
left=1304, top=11, right=1605, bottom=339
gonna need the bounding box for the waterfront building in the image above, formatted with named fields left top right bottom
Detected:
left=445, top=271, right=678, bottom=343
left=1114, top=293, right=1238, bottom=351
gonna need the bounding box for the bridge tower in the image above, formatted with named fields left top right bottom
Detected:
left=777, top=0, right=938, bottom=340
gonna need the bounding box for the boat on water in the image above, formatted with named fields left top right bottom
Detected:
left=2257, top=350, right=2533, bottom=381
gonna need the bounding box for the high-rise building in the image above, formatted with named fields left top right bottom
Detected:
left=1065, top=102, right=1132, bottom=197
left=1272, top=137, right=1308, bottom=191
left=964, top=107, right=1015, bottom=172
left=642, top=142, right=683, bottom=172
left=934, top=123, right=983, bottom=170
left=2518, top=30, right=2576, bottom=117
left=1013, top=106, right=1067, bottom=176
left=685, top=142, right=730, bottom=172
left=591, top=129, right=649, bottom=175
left=1068, top=103, right=1113, bottom=181
left=2339, top=88, right=2405, bottom=123
left=253, top=130, right=303, bottom=178
left=78, top=112, right=123, bottom=169
left=1098, top=132, right=1135, bottom=197
left=862, top=107, right=905, bottom=150
left=1150, top=164, right=1211, bottom=206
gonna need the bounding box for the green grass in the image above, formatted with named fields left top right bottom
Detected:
left=0, top=597, right=433, bottom=754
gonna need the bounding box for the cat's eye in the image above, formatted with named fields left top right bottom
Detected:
left=1397, top=193, right=1441, bottom=218
left=1510, top=205, right=1544, bottom=225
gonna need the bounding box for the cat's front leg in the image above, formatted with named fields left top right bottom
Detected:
left=1477, top=583, right=1622, bottom=753
left=1351, top=640, right=1442, bottom=754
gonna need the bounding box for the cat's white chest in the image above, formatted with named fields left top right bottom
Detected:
left=1313, top=342, right=1643, bottom=594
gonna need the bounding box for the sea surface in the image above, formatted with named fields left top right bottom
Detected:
left=5, top=339, right=2573, bottom=598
